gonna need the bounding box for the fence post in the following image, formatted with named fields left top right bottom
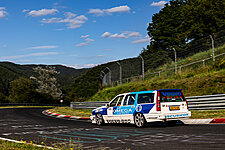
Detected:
left=209, top=35, right=215, bottom=64
left=106, top=67, right=112, bottom=86
left=117, top=62, right=122, bottom=85
left=203, top=60, right=205, bottom=67
left=140, top=55, right=145, bottom=80
left=179, top=66, right=182, bottom=74
left=173, top=48, right=177, bottom=74
left=159, top=71, right=161, bottom=77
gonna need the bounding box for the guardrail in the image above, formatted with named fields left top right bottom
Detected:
left=70, top=102, right=107, bottom=109
left=70, top=94, right=225, bottom=110
left=0, top=103, right=68, bottom=107
left=187, top=94, right=225, bottom=110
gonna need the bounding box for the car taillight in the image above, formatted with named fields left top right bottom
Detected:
left=182, top=92, right=188, bottom=109
left=185, top=99, right=188, bottom=109
left=156, top=91, right=161, bottom=111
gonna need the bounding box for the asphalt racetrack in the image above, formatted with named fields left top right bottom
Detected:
left=0, top=108, right=225, bottom=150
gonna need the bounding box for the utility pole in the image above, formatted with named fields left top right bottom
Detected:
left=209, top=35, right=215, bottom=64
left=117, top=62, right=122, bottom=85
left=173, top=48, right=177, bottom=74
left=106, top=67, right=112, bottom=86
left=140, top=55, right=144, bottom=80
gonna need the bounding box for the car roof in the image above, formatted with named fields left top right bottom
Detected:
left=120, top=89, right=182, bottom=95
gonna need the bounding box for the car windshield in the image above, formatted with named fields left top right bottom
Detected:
left=159, top=90, right=185, bottom=102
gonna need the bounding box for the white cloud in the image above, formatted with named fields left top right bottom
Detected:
left=131, top=38, right=150, bottom=44
left=105, top=5, right=130, bottom=13
left=101, top=32, right=111, bottom=37
left=150, top=1, right=167, bottom=7
left=101, top=31, right=141, bottom=39
left=41, top=12, right=88, bottom=29
left=56, top=28, right=65, bottom=31
left=81, top=35, right=89, bottom=38
left=109, top=33, right=127, bottom=39
left=70, top=63, right=98, bottom=69
left=85, top=38, right=94, bottom=42
left=88, top=9, right=104, bottom=16
left=25, top=45, right=58, bottom=50
left=0, top=7, right=8, bottom=19
left=64, top=12, right=76, bottom=18
left=1, top=52, right=59, bottom=59
left=27, top=9, right=58, bottom=17
left=22, top=9, right=29, bottom=13
left=123, top=31, right=141, bottom=37
left=88, top=5, right=131, bottom=16
left=76, top=38, right=94, bottom=47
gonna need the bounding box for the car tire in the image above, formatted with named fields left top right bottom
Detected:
left=96, top=113, right=104, bottom=126
left=134, top=113, right=146, bottom=128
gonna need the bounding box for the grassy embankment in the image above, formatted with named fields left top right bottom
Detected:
left=89, top=42, right=225, bottom=102
left=90, top=68, right=225, bottom=101
left=49, top=107, right=91, bottom=117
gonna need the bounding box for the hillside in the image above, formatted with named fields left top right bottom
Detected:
left=89, top=68, right=225, bottom=102
left=65, top=57, right=143, bottom=101
left=0, top=62, right=88, bottom=95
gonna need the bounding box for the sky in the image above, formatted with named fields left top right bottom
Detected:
left=0, top=0, right=167, bottom=69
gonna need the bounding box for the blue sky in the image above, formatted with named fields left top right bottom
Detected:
left=0, top=0, right=167, bottom=68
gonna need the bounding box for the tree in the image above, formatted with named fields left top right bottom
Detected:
left=182, top=0, right=225, bottom=39
left=32, top=66, right=62, bottom=100
left=8, top=77, right=39, bottom=103
left=147, top=0, right=187, bottom=51
left=0, top=93, right=8, bottom=103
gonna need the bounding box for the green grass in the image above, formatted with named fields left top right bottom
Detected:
left=49, top=107, right=225, bottom=119
left=88, top=43, right=225, bottom=102
left=0, top=139, right=49, bottom=150
left=49, top=107, right=92, bottom=117
left=0, top=106, right=55, bottom=109
left=153, top=43, right=225, bottom=73
left=0, top=139, right=93, bottom=150
left=190, top=110, right=225, bottom=119
left=89, top=68, right=225, bottom=102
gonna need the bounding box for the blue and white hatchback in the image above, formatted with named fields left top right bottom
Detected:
left=90, top=89, right=191, bottom=127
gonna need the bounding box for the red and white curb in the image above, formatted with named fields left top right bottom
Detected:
left=181, top=118, right=225, bottom=124
left=42, top=110, right=225, bottom=124
left=42, top=110, right=90, bottom=120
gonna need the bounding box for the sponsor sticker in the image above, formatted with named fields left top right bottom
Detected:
left=136, top=105, right=142, bottom=112
left=165, top=113, right=189, bottom=119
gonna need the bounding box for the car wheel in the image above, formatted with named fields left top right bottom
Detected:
left=134, top=113, right=146, bottom=127
left=96, top=113, right=104, bottom=126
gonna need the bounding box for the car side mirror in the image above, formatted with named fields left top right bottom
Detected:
left=105, top=103, right=109, bottom=107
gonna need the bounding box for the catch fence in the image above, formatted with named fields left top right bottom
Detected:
left=101, top=29, right=225, bottom=86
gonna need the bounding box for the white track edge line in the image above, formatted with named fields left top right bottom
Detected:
left=0, top=137, right=56, bottom=149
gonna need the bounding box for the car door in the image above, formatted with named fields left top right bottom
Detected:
left=119, top=94, right=136, bottom=123
left=105, top=95, right=124, bottom=123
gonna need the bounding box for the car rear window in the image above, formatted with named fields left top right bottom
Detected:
left=159, top=90, right=185, bottom=102
left=138, top=93, right=154, bottom=104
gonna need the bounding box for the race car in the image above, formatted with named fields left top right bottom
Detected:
left=90, top=89, right=191, bottom=127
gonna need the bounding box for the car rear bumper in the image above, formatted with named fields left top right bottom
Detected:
left=144, top=111, right=191, bottom=122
